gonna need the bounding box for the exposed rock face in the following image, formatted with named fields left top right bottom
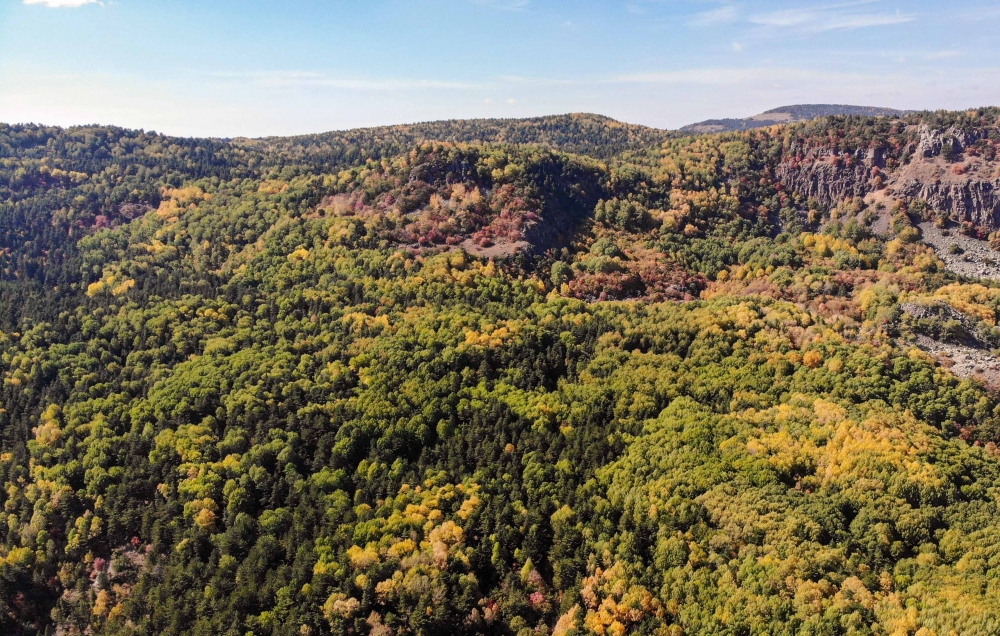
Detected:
left=915, top=124, right=988, bottom=158
left=917, top=221, right=1000, bottom=281
left=897, top=125, right=1000, bottom=227
left=778, top=123, right=1000, bottom=228
left=896, top=178, right=1000, bottom=227
left=900, top=300, right=981, bottom=336
left=912, top=334, right=1000, bottom=390
left=776, top=155, right=875, bottom=207
left=775, top=144, right=887, bottom=208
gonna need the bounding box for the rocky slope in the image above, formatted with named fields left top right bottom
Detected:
left=900, top=301, right=1000, bottom=389
left=778, top=118, right=1000, bottom=230
left=775, top=146, right=884, bottom=205
left=917, top=221, right=1000, bottom=279
left=892, top=125, right=1000, bottom=228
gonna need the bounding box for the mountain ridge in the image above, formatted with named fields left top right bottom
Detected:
left=681, top=103, right=911, bottom=133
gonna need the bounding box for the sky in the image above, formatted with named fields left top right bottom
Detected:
left=1, top=0, right=999, bottom=138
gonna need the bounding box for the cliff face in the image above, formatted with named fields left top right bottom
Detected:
left=914, top=123, right=989, bottom=158
left=893, top=176, right=1000, bottom=227
left=775, top=148, right=883, bottom=207
left=899, top=125, right=1000, bottom=226
left=777, top=124, right=1000, bottom=227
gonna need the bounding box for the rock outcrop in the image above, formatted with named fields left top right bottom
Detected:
left=778, top=123, right=1000, bottom=228
left=895, top=178, right=1000, bottom=227
left=775, top=151, right=880, bottom=207
left=915, top=124, right=988, bottom=158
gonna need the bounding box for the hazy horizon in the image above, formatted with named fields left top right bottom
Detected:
left=0, top=106, right=947, bottom=140
left=2, top=0, right=999, bottom=137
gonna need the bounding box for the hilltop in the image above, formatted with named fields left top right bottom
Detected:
left=681, top=103, right=910, bottom=133
left=239, top=113, right=674, bottom=168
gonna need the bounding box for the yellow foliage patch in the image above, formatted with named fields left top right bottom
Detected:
left=347, top=544, right=379, bottom=570
left=932, top=283, right=1000, bottom=325
left=581, top=562, right=663, bottom=636
left=157, top=186, right=211, bottom=220
left=258, top=180, right=289, bottom=195
left=462, top=321, right=520, bottom=349
left=803, top=350, right=823, bottom=368
left=32, top=405, right=62, bottom=447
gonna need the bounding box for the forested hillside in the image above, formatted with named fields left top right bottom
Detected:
left=241, top=113, right=674, bottom=171
left=5, top=109, right=1000, bottom=636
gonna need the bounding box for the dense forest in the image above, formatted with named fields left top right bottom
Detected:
left=4, top=109, right=1000, bottom=635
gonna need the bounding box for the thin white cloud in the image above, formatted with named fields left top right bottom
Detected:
left=750, top=8, right=815, bottom=27
left=750, top=4, right=915, bottom=32
left=690, top=5, right=739, bottom=27
left=23, top=0, right=99, bottom=6
left=208, top=71, right=585, bottom=92
left=6, top=64, right=1000, bottom=137
left=498, top=74, right=576, bottom=86
left=923, top=50, right=962, bottom=60
left=472, top=0, right=529, bottom=11
left=821, top=13, right=915, bottom=30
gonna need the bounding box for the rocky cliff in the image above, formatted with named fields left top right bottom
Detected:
left=893, top=176, right=1000, bottom=227
left=775, top=148, right=884, bottom=206
left=777, top=122, right=1000, bottom=227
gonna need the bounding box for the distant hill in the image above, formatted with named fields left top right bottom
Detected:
left=240, top=113, right=674, bottom=169
left=681, top=103, right=910, bottom=133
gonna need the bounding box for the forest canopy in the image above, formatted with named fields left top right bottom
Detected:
left=4, top=110, right=1000, bottom=635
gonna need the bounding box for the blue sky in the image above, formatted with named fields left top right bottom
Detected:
left=1, top=1, right=999, bottom=137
